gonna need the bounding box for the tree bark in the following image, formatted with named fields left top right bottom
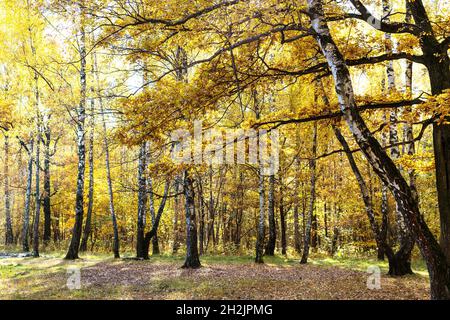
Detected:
left=80, top=86, right=95, bottom=252
left=42, top=122, right=52, bottom=244
left=148, top=175, right=160, bottom=255
left=255, top=103, right=265, bottom=264
left=279, top=183, right=287, bottom=255
left=172, top=176, right=181, bottom=254
left=65, top=8, right=87, bottom=260
left=136, top=142, right=147, bottom=259
left=32, top=119, right=41, bottom=258
left=22, top=139, right=34, bottom=252
left=308, top=0, right=450, bottom=298
left=265, top=174, right=276, bottom=255
left=383, top=0, right=414, bottom=273
left=182, top=171, right=201, bottom=268
left=300, top=122, right=317, bottom=264
left=3, top=134, right=13, bottom=245
left=142, top=179, right=170, bottom=259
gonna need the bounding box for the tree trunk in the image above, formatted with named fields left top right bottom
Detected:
left=405, top=0, right=450, bottom=264
left=93, top=51, right=120, bottom=259
left=4, top=135, right=14, bottom=245
left=65, top=10, right=87, bottom=260
left=142, top=179, right=170, bottom=260
left=148, top=175, right=160, bottom=255
left=308, top=0, right=450, bottom=298
left=136, top=142, right=147, bottom=259
left=383, top=0, right=414, bottom=272
left=279, top=184, right=287, bottom=255
left=182, top=171, right=201, bottom=268
left=300, top=122, right=317, bottom=264
left=80, top=87, right=95, bottom=252
left=172, top=176, right=181, bottom=254
left=32, top=120, right=41, bottom=258
left=22, top=140, right=34, bottom=252
left=197, top=178, right=205, bottom=255
left=42, top=123, right=52, bottom=244
left=265, top=174, right=276, bottom=255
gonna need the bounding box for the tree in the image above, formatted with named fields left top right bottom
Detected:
left=65, top=2, right=88, bottom=260
left=306, top=0, right=450, bottom=299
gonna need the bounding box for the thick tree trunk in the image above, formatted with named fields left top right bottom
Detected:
left=80, top=88, right=95, bottom=252
left=4, top=135, right=14, bottom=245
left=407, top=3, right=450, bottom=258
left=265, top=174, right=276, bottom=255
left=308, top=0, right=450, bottom=298
left=300, top=122, right=317, bottom=264
left=434, top=126, right=450, bottom=264
left=22, top=140, right=34, bottom=252
left=182, top=171, right=201, bottom=268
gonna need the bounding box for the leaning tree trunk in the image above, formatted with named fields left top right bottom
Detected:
left=148, top=175, right=160, bottom=255
left=300, top=122, right=317, bottom=264
left=142, top=179, right=170, bottom=260
left=308, top=0, right=450, bottom=298
left=333, top=125, right=412, bottom=275
left=4, top=135, right=14, bottom=245
left=182, top=171, right=201, bottom=268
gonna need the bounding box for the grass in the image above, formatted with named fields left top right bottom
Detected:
left=0, top=251, right=431, bottom=300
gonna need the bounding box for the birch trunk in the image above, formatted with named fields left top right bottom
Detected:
left=4, top=135, right=13, bottom=245
left=65, top=8, right=87, bottom=259
left=80, top=86, right=95, bottom=252
left=308, top=0, right=450, bottom=298
left=42, top=122, right=52, bottom=244
left=136, top=142, right=147, bottom=259
left=22, top=140, right=34, bottom=252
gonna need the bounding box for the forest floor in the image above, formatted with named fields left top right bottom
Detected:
left=0, top=253, right=430, bottom=300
